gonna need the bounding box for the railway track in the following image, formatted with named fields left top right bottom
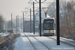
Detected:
left=24, top=33, right=75, bottom=50
left=25, top=33, right=50, bottom=50
left=47, top=36, right=75, bottom=47
left=34, top=32, right=75, bottom=47
left=24, top=33, right=36, bottom=50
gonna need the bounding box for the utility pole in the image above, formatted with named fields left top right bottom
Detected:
left=16, top=16, right=17, bottom=33
left=21, top=18, right=22, bottom=32
left=30, top=8, right=31, bottom=33
left=23, top=12, right=24, bottom=32
left=56, top=0, right=60, bottom=45
left=39, top=0, right=41, bottom=36
left=33, top=2, right=35, bottom=34
left=11, top=13, right=12, bottom=30
left=18, top=16, right=19, bottom=33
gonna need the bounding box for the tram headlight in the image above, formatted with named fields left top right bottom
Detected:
left=51, top=30, right=54, bottom=33
left=44, top=30, right=54, bottom=33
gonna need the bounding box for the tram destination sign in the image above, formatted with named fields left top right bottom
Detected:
left=45, top=21, right=53, bottom=23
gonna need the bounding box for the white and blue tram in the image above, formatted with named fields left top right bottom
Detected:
left=43, top=18, right=54, bottom=36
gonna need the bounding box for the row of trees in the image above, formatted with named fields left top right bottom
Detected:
left=60, top=1, right=75, bottom=39
left=0, top=14, right=15, bottom=33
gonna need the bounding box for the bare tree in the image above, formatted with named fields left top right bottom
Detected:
left=7, top=20, right=15, bottom=30
left=46, top=1, right=56, bottom=18
left=0, top=15, right=4, bottom=32
left=60, top=0, right=75, bottom=39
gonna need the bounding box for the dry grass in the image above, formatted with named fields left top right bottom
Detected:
left=0, top=33, right=20, bottom=50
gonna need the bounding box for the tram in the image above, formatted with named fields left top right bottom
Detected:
left=43, top=18, right=54, bottom=36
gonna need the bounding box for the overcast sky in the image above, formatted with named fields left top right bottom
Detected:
left=0, top=0, right=30, bottom=21
left=0, top=0, right=71, bottom=21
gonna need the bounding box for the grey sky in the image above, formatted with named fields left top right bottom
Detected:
left=0, top=0, right=29, bottom=21
left=0, top=0, right=70, bottom=21
left=0, top=0, right=56, bottom=21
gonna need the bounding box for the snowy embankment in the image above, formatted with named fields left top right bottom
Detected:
left=0, top=33, right=9, bottom=37
left=0, top=33, right=20, bottom=50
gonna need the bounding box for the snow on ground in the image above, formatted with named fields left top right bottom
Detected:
left=14, top=33, right=75, bottom=50
left=25, top=33, right=48, bottom=50
left=0, top=32, right=9, bottom=37
left=14, top=33, right=34, bottom=50
left=48, top=36, right=75, bottom=46
left=29, top=33, right=75, bottom=50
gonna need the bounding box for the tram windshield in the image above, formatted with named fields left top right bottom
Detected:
left=44, top=20, right=54, bottom=30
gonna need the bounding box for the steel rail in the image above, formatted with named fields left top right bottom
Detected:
left=27, top=33, right=50, bottom=50
left=24, top=33, right=36, bottom=50
left=47, top=36, right=75, bottom=47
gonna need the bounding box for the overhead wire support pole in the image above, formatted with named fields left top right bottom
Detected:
left=18, top=16, right=19, bottom=32
left=16, top=16, right=17, bottom=33
left=21, top=18, right=22, bottom=32
left=39, top=0, right=41, bottom=36
left=11, top=13, right=12, bottom=30
left=56, top=0, right=60, bottom=45
left=33, top=2, right=35, bottom=34
left=30, top=8, right=31, bottom=33
left=23, top=12, right=24, bottom=32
